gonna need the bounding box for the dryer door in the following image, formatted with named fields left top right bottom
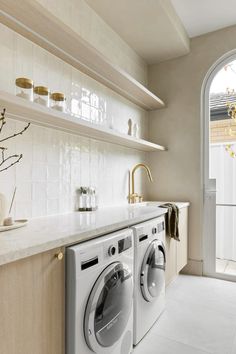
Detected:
left=140, top=240, right=166, bottom=302
left=84, top=261, right=132, bottom=353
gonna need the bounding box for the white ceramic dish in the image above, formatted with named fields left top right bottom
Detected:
left=0, top=219, right=28, bottom=232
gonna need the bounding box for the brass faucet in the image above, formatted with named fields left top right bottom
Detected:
left=128, top=163, right=153, bottom=204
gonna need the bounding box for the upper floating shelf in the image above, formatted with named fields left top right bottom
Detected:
left=0, top=91, right=166, bottom=152
left=0, top=0, right=165, bottom=111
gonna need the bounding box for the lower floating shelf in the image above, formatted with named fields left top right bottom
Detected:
left=0, top=91, right=166, bottom=152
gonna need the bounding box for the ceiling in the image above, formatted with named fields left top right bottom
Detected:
left=86, top=0, right=236, bottom=64
left=85, top=0, right=190, bottom=64
left=171, top=0, right=236, bottom=38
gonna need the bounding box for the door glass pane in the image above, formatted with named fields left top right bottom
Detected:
left=209, top=60, right=236, bottom=276
left=94, top=263, right=132, bottom=347
left=147, top=244, right=165, bottom=298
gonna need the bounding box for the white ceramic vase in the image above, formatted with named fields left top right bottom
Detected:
left=0, top=192, right=7, bottom=226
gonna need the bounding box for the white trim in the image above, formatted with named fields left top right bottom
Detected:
left=211, top=141, right=236, bottom=147
left=204, top=272, right=236, bottom=283
left=181, top=259, right=203, bottom=276
left=201, top=49, right=236, bottom=279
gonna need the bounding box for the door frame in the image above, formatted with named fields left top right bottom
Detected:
left=201, top=49, right=236, bottom=280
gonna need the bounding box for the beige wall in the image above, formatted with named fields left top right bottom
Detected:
left=36, top=0, right=148, bottom=85
left=148, top=25, right=236, bottom=266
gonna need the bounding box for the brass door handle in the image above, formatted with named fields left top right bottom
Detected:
left=55, top=251, right=64, bottom=261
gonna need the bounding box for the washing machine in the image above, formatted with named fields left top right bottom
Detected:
left=131, top=216, right=166, bottom=345
left=66, top=228, right=134, bottom=354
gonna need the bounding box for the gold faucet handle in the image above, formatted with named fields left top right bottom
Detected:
left=128, top=193, right=139, bottom=204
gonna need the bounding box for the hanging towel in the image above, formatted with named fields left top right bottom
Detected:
left=159, top=203, right=180, bottom=241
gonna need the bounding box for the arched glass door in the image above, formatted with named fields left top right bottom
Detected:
left=202, top=50, right=236, bottom=281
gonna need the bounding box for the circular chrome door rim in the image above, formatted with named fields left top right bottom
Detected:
left=140, top=239, right=166, bottom=302
left=84, top=261, right=133, bottom=354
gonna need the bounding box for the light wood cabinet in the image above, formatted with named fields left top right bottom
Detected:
left=176, top=207, right=188, bottom=273
left=165, top=206, right=189, bottom=286
left=165, top=235, right=177, bottom=286
left=0, top=248, right=65, bottom=354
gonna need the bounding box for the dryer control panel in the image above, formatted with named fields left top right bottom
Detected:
left=158, top=221, right=165, bottom=233
left=132, top=216, right=166, bottom=247
left=118, top=235, right=132, bottom=254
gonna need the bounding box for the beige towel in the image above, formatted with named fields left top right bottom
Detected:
left=160, top=203, right=180, bottom=241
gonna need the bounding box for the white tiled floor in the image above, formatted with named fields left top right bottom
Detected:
left=133, top=275, right=236, bottom=354
left=216, top=259, right=236, bottom=275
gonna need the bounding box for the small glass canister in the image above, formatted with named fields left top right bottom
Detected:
left=77, top=187, right=87, bottom=211
left=15, top=77, right=34, bottom=101
left=89, top=187, right=98, bottom=211
left=76, top=188, right=83, bottom=211
left=34, top=86, right=50, bottom=107
left=51, top=92, right=66, bottom=113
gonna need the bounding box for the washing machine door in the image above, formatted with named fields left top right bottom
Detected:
left=140, top=240, right=166, bottom=302
left=84, top=261, right=133, bottom=353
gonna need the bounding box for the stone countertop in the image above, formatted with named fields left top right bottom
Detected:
left=0, top=201, right=189, bottom=266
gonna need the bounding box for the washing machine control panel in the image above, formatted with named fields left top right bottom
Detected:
left=108, top=245, right=116, bottom=256
left=152, top=227, right=157, bottom=234
left=107, top=235, right=132, bottom=257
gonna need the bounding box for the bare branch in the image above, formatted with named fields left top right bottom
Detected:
left=0, top=147, right=6, bottom=162
left=0, top=108, right=6, bottom=134
left=0, top=122, right=30, bottom=143
left=0, top=108, right=30, bottom=173
left=0, top=153, right=22, bottom=167
left=0, top=154, right=23, bottom=173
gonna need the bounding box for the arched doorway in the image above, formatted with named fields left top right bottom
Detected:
left=202, top=50, right=236, bottom=281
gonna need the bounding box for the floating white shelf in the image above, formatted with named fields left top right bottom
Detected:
left=0, top=91, right=166, bottom=152
left=0, top=0, right=165, bottom=111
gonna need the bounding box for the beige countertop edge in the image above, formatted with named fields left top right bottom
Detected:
left=0, top=208, right=166, bottom=266
left=0, top=202, right=190, bottom=267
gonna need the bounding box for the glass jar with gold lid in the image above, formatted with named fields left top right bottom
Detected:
left=51, top=92, right=66, bottom=113
left=34, top=86, right=50, bottom=107
left=15, top=77, right=34, bottom=101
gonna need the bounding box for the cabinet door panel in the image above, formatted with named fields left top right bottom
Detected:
left=0, top=248, right=65, bottom=354
left=177, top=207, right=188, bottom=273
left=165, top=235, right=177, bottom=286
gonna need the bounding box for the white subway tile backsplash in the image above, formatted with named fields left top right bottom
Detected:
left=47, top=198, right=59, bottom=215
left=16, top=182, right=32, bottom=203
left=0, top=25, right=15, bottom=94
left=47, top=181, right=60, bottom=199
left=32, top=182, right=47, bottom=201
left=15, top=35, right=34, bottom=81
left=0, top=119, right=148, bottom=218
left=32, top=163, right=47, bottom=182
left=16, top=162, right=32, bottom=183
left=0, top=23, right=149, bottom=219
left=0, top=22, right=149, bottom=137
left=32, top=199, right=47, bottom=217
left=47, top=164, right=60, bottom=182
left=15, top=201, right=32, bottom=219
